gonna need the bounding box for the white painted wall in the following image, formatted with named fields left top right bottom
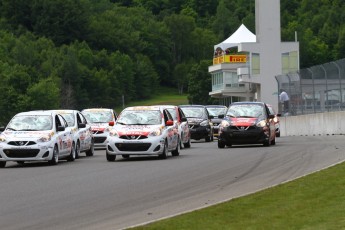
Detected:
left=280, top=111, right=345, bottom=136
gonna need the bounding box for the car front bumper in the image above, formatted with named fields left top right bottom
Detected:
left=218, top=126, right=269, bottom=145
left=106, top=135, right=166, bottom=156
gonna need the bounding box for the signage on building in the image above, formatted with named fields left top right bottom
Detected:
left=213, top=55, right=247, bottom=65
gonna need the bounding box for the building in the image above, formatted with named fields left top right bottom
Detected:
left=208, top=0, right=299, bottom=112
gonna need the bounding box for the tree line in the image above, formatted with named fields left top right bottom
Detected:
left=0, top=0, right=344, bottom=124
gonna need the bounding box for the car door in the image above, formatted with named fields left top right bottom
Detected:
left=76, top=112, right=89, bottom=151
left=55, top=114, right=72, bottom=156
left=163, top=109, right=178, bottom=151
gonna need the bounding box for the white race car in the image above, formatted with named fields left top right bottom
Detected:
left=159, top=105, right=191, bottom=148
left=52, top=110, right=95, bottom=158
left=106, top=106, right=179, bottom=161
left=0, top=110, right=74, bottom=167
left=81, top=108, right=117, bottom=149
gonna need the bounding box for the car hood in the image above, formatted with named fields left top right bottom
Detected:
left=114, top=125, right=163, bottom=136
left=1, top=130, right=53, bottom=139
left=229, top=117, right=258, bottom=126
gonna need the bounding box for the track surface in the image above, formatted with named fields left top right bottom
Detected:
left=1, top=136, right=344, bottom=230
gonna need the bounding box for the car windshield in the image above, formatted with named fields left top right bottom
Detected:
left=6, top=115, right=53, bottom=131
left=206, top=107, right=227, bottom=116
left=82, top=110, right=113, bottom=123
left=59, top=113, right=75, bottom=127
left=117, top=110, right=161, bottom=125
left=226, top=104, right=264, bottom=118
left=180, top=107, right=204, bottom=118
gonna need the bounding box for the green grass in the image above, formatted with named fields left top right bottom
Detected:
left=114, top=87, right=189, bottom=113
left=129, top=162, right=345, bottom=230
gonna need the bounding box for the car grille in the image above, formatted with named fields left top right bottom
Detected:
left=3, top=149, right=40, bottom=158
left=8, top=141, right=36, bottom=146
left=94, top=137, right=107, bottom=143
left=119, top=135, right=148, bottom=140
left=189, top=124, right=200, bottom=129
left=115, top=143, right=151, bottom=151
left=230, top=126, right=256, bottom=131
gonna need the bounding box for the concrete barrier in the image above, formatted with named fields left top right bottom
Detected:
left=280, top=111, right=345, bottom=136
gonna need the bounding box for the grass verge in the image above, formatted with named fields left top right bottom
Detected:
left=129, top=161, right=345, bottom=229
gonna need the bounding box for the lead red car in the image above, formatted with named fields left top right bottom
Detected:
left=217, top=102, right=276, bottom=148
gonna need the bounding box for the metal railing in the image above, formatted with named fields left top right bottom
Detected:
left=275, top=58, right=345, bottom=115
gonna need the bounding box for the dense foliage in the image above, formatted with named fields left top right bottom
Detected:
left=0, top=0, right=344, bottom=124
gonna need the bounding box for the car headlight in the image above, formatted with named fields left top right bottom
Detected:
left=149, top=128, right=162, bottom=136
left=0, top=135, right=6, bottom=142
left=37, top=134, right=52, bottom=142
left=220, top=120, right=230, bottom=128
left=200, top=120, right=209, bottom=126
left=256, top=120, right=267, bottom=127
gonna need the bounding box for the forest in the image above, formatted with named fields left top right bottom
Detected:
left=0, top=0, right=344, bottom=124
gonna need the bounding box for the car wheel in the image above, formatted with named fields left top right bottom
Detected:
left=276, top=132, right=280, bottom=138
left=172, top=138, right=180, bottom=156
left=184, top=137, right=191, bottom=148
left=158, top=140, right=168, bottom=159
left=67, top=142, right=76, bottom=161
left=48, top=145, right=59, bottom=165
left=106, top=151, right=116, bottom=162
left=75, top=141, right=81, bottom=159
left=0, top=161, right=7, bottom=168
left=205, top=135, right=211, bottom=142
left=122, top=155, right=130, bottom=159
left=218, top=140, right=225, bottom=148
left=271, top=137, right=276, bottom=145
left=211, top=129, right=214, bottom=141
left=86, top=139, right=95, bottom=156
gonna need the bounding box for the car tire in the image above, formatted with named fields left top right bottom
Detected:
left=276, top=132, right=280, bottom=138
left=205, top=135, right=211, bottom=142
left=122, top=155, right=130, bottom=159
left=271, top=137, right=276, bottom=145
left=172, top=138, right=180, bottom=156
left=218, top=140, right=225, bottom=148
left=86, top=139, right=95, bottom=156
left=48, top=145, right=59, bottom=165
left=106, top=151, right=116, bottom=162
left=158, top=140, right=168, bottom=159
left=0, top=161, right=6, bottom=168
left=67, top=142, right=76, bottom=161
left=75, top=141, right=81, bottom=159
left=184, top=138, right=191, bottom=148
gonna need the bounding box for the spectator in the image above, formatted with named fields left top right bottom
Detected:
left=279, top=89, right=290, bottom=114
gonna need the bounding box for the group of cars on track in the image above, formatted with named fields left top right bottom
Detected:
left=0, top=102, right=281, bottom=168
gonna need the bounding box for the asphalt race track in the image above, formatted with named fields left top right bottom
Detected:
left=1, top=136, right=344, bottom=230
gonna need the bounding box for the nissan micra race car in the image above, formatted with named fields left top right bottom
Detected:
left=52, top=110, right=95, bottom=158
left=105, top=106, right=179, bottom=161
left=81, top=108, right=117, bottom=149
left=0, top=110, right=74, bottom=167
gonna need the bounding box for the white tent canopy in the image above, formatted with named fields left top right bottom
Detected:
left=214, top=24, right=256, bottom=51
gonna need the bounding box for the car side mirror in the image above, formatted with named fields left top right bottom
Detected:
left=57, top=126, right=65, bottom=131
left=166, top=120, right=174, bottom=126
left=0, top=127, right=5, bottom=132
left=276, top=113, right=282, bottom=117
left=78, top=123, right=86, bottom=128
left=268, top=114, right=275, bottom=119
left=109, top=121, right=115, bottom=126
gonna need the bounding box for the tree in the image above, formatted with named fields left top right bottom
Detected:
left=27, top=77, right=60, bottom=110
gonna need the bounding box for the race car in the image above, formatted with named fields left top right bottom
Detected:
left=52, top=110, right=95, bottom=158
left=105, top=106, right=179, bottom=161
left=0, top=110, right=74, bottom=167
left=81, top=108, right=117, bottom=149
